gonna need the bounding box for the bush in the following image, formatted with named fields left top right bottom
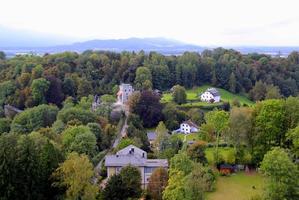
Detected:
left=219, top=143, right=228, bottom=147
left=0, top=118, right=11, bottom=134
left=58, top=107, right=97, bottom=125
left=207, top=143, right=214, bottom=148
left=11, top=104, right=59, bottom=134
left=225, top=149, right=236, bottom=164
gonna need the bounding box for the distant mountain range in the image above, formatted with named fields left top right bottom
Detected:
left=1, top=37, right=205, bottom=56
left=1, top=26, right=299, bottom=57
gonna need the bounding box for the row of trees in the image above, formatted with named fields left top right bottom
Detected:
left=1, top=49, right=299, bottom=110
left=199, top=97, right=299, bottom=164
left=0, top=94, right=122, bottom=200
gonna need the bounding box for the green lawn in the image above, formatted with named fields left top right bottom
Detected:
left=206, top=172, right=264, bottom=200
left=176, top=133, right=199, bottom=141
left=205, top=147, right=235, bottom=164
left=161, top=85, right=254, bottom=106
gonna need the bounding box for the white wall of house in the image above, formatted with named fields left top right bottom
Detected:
left=200, top=91, right=214, bottom=102
left=200, top=91, right=220, bottom=103
left=180, top=123, right=191, bottom=134
left=179, top=123, right=199, bottom=134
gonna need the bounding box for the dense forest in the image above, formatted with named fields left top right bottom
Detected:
left=0, top=49, right=298, bottom=200
left=0, top=48, right=299, bottom=110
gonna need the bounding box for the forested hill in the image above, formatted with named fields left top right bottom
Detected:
left=0, top=48, right=298, bottom=110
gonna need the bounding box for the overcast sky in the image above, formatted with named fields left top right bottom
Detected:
left=1, top=0, right=299, bottom=46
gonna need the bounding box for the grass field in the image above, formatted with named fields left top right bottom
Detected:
left=206, top=172, right=264, bottom=200
left=176, top=133, right=199, bottom=141
left=205, top=147, right=235, bottom=164
left=161, top=85, right=254, bottom=106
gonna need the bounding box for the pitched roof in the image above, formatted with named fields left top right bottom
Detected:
left=105, top=145, right=168, bottom=167
left=105, top=155, right=168, bottom=167
left=105, top=154, right=146, bottom=167
left=182, top=120, right=199, bottom=129
left=206, top=88, right=220, bottom=97
left=147, top=132, right=157, bottom=141
left=117, top=145, right=146, bottom=158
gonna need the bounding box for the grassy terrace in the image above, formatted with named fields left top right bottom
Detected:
left=161, top=85, right=254, bottom=107
left=176, top=133, right=199, bottom=141
left=206, top=172, right=264, bottom=200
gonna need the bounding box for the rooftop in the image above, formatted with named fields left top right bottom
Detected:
left=182, top=120, right=199, bottom=129
left=206, top=88, right=220, bottom=97
left=105, top=145, right=168, bottom=167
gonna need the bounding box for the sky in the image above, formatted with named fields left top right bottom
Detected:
left=1, top=0, right=299, bottom=46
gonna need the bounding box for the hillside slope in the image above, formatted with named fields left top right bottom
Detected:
left=162, top=85, right=254, bottom=106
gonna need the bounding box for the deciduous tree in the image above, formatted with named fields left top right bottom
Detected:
left=133, top=90, right=163, bottom=128
left=172, top=85, right=187, bottom=105
left=61, top=125, right=97, bottom=157
left=52, top=152, right=98, bottom=200
left=260, top=147, right=299, bottom=200
left=204, top=110, right=229, bottom=163
left=147, top=167, right=168, bottom=200
left=30, top=78, right=50, bottom=104
left=134, top=66, right=152, bottom=90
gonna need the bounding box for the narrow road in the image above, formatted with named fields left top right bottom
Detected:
left=112, top=116, right=128, bottom=148
left=95, top=103, right=129, bottom=174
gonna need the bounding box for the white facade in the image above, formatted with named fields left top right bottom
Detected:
left=117, top=83, right=134, bottom=104
left=200, top=88, right=221, bottom=103
left=201, top=91, right=215, bottom=102
left=177, top=121, right=199, bottom=134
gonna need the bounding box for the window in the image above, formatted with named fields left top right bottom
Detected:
left=116, top=167, right=122, bottom=173
left=145, top=167, right=156, bottom=173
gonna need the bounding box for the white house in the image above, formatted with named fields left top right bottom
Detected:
left=174, top=120, right=199, bottom=134
left=105, top=145, right=168, bottom=188
left=200, top=88, right=221, bottom=103
left=117, top=83, right=134, bottom=104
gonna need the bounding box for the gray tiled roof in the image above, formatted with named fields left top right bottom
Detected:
left=105, top=154, right=146, bottom=167
left=105, top=145, right=168, bottom=167
left=206, top=88, right=220, bottom=97
left=182, top=120, right=199, bottom=129
left=105, top=155, right=168, bottom=167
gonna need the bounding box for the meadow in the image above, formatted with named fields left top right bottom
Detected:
left=161, top=85, right=254, bottom=107
left=206, top=172, right=264, bottom=200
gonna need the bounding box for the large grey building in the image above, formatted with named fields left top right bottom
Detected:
left=105, top=145, right=168, bottom=188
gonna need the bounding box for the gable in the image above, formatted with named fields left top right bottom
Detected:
left=117, top=145, right=147, bottom=158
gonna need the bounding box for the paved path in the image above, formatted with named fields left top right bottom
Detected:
left=95, top=103, right=129, bottom=175
left=112, top=116, right=128, bottom=148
